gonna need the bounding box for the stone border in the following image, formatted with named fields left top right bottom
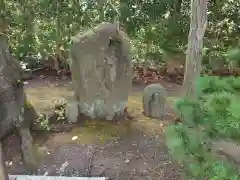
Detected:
left=9, top=175, right=106, bottom=180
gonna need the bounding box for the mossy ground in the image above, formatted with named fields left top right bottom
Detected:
left=26, top=85, right=177, bottom=147
left=6, top=80, right=181, bottom=178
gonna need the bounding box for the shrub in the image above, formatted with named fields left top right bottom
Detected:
left=165, top=76, right=240, bottom=179
left=226, top=48, right=240, bottom=66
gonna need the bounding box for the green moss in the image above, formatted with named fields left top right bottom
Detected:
left=71, top=120, right=132, bottom=144
left=32, top=93, right=171, bottom=158
left=24, top=100, right=32, bottom=109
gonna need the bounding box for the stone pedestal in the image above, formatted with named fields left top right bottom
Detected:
left=9, top=175, right=106, bottom=180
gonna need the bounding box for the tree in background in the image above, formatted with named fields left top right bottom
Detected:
left=182, top=0, right=208, bottom=96
left=1, top=0, right=239, bottom=77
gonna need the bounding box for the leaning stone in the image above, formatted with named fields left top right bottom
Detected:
left=65, top=100, right=79, bottom=123
left=0, top=33, right=38, bottom=175
left=142, top=83, right=167, bottom=119
left=69, top=22, right=132, bottom=121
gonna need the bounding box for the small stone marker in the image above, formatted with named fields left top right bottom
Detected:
left=68, top=22, right=132, bottom=121
left=143, top=83, right=167, bottom=119
left=9, top=175, right=106, bottom=180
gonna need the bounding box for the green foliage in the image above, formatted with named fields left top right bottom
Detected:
left=35, top=113, right=51, bottom=131
left=33, top=101, right=67, bottom=131
left=165, top=76, right=240, bottom=179
left=203, top=92, right=240, bottom=138
left=226, top=48, right=240, bottom=65
left=196, top=76, right=240, bottom=95
left=174, top=98, right=205, bottom=126
left=2, top=0, right=239, bottom=65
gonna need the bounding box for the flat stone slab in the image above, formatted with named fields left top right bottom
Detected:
left=9, top=175, right=105, bottom=180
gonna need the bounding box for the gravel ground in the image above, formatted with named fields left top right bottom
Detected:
left=4, top=76, right=182, bottom=180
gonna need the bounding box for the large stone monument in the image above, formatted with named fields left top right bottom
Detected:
left=143, top=83, right=167, bottom=119
left=67, top=22, right=132, bottom=122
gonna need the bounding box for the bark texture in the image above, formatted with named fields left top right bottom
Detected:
left=182, top=0, right=208, bottom=97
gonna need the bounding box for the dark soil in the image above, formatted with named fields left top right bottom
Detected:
left=4, top=73, right=182, bottom=180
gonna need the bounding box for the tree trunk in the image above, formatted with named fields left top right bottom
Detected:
left=0, top=0, right=8, bottom=33
left=55, top=0, right=61, bottom=72
left=97, top=0, right=105, bottom=22
left=182, top=0, right=208, bottom=97
left=21, top=0, right=36, bottom=55
left=143, top=43, right=150, bottom=76
left=170, top=0, right=182, bottom=16
left=175, top=0, right=182, bottom=14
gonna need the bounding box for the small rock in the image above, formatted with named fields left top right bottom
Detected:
left=135, top=155, right=141, bottom=159
left=58, top=161, right=68, bottom=173
left=5, top=161, right=13, bottom=167
left=124, top=159, right=130, bottom=164
left=72, top=136, right=78, bottom=141
left=140, top=169, right=150, bottom=176
left=40, top=75, right=45, bottom=79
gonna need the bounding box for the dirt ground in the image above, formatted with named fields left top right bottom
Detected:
left=3, top=75, right=183, bottom=180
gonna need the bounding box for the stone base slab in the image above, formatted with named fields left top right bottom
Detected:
left=9, top=175, right=106, bottom=180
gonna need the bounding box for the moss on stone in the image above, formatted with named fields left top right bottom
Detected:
left=24, top=100, right=32, bottom=109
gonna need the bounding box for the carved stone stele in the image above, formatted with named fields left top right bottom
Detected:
left=143, top=83, right=167, bottom=119
left=68, top=22, right=132, bottom=121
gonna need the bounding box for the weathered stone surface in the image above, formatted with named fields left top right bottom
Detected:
left=0, top=143, right=8, bottom=180
left=23, top=99, right=38, bottom=127
left=69, top=22, right=132, bottom=121
left=0, top=33, right=38, bottom=178
left=65, top=100, right=79, bottom=123
left=143, top=83, right=167, bottom=119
